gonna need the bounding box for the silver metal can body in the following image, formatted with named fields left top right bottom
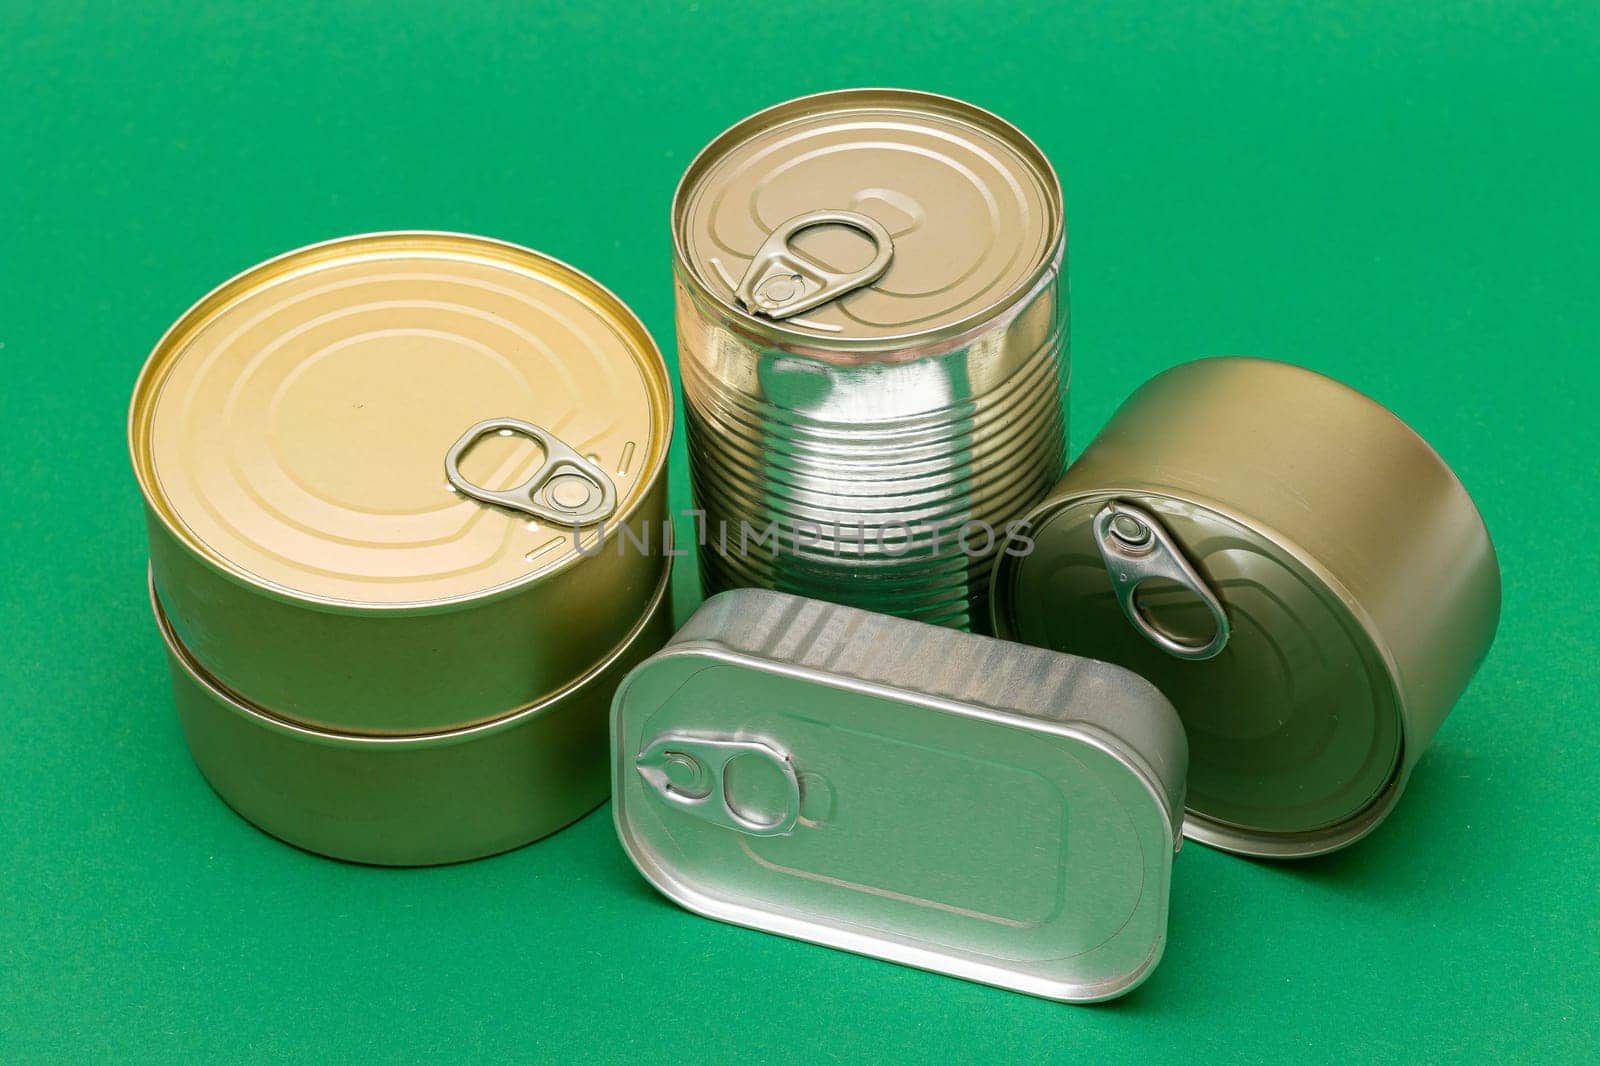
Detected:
left=611, top=589, right=1186, bottom=1003
left=674, top=90, right=1067, bottom=631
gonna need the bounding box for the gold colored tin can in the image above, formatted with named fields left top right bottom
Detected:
left=991, top=357, right=1501, bottom=857
left=153, top=561, right=672, bottom=866
left=130, top=233, right=673, bottom=735
left=673, top=89, right=1067, bottom=631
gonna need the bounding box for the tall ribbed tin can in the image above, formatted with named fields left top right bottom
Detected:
left=990, top=357, right=1502, bottom=858
left=129, top=232, right=675, bottom=863
left=673, top=89, right=1067, bottom=631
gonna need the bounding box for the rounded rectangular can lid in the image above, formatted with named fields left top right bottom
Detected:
left=610, top=589, right=1186, bottom=1003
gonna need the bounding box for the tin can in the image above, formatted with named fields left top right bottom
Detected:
left=154, top=560, right=672, bottom=865
left=991, top=357, right=1501, bottom=858
left=611, top=589, right=1186, bottom=1002
left=129, top=232, right=674, bottom=734
left=673, top=89, right=1067, bottom=631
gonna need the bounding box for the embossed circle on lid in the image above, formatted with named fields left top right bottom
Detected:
left=999, top=493, right=1403, bottom=838
left=130, top=232, right=671, bottom=607
left=675, top=89, right=1062, bottom=344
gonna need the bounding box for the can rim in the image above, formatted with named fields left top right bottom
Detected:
left=150, top=543, right=674, bottom=746
left=1179, top=758, right=1408, bottom=858
left=670, top=87, right=1065, bottom=352
left=990, top=483, right=1411, bottom=857
left=128, top=230, right=674, bottom=616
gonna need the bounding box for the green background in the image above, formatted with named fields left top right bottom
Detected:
left=3, top=2, right=1596, bottom=1061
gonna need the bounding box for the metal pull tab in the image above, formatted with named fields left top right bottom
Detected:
left=734, top=209, right=894, bottom=319
left=636, top=733, right=801, bottom=837
left=445, top=417, right=617, bottom=526
left=1093, top=501, right=1230, bottom=661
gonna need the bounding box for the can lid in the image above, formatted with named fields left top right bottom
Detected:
left=674, top=89, right=1062, bottom=345
left=994, top=493, right=1404, bottom=848
left=130, top=232, right=671, bottom=608
left=612, top=590, right=1183, bottom=1003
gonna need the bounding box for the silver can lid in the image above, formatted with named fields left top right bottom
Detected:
left=611, top=589, right=1185, bottom=1003
left=673, top=89, right=1063, bottom=345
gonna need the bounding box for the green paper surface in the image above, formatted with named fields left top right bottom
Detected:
left=2, top=2, right=1595, bottom=1061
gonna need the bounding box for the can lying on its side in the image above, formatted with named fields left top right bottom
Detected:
left=991, top=357, right=1502, bottom=858
left=129, top=232, right=674, bottom=863
left=612, top=589, right=1186, bottom=1003
left=674, top=89, right=1067, bottom=631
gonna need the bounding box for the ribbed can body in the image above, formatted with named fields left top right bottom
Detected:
left=679, top=260, right=1066, bottom=630
left=672, top=90, right=1068, bottom=632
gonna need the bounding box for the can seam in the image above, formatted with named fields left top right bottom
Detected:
left=150, top=541, right=675, bottom=747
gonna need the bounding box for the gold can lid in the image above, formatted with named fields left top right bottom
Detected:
left=674, top=89, right=1062, bottom=345
left=995, top=493, right=1403, bottom=844
left=130, top=232, right=671, bottom=607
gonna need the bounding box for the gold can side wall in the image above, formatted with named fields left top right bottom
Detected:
left=154, top=558, right=675, bottom=867
left=147, top=473, right=669, bottom=736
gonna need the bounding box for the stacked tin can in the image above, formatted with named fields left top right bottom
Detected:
left=129, top=232, right=674, bottom=865
left=673, top=89, right=1067, bottom=631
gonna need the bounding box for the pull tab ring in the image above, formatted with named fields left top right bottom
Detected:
left=1093, top=501, right=1229, bottom=661
left=636, top=733, right=801, bottom=837
left=734, top=209, right=894, bottom=320
left=445, top=418, right=617, bottom=526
